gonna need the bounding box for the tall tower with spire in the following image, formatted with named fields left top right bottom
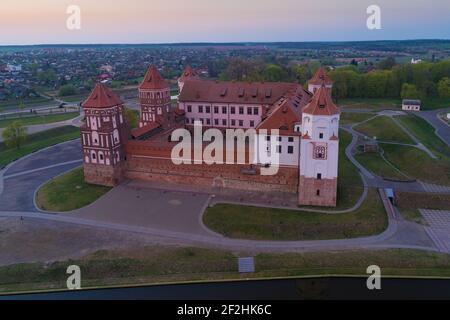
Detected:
left=178, top=65, right=199, bottom=94
left=308, top=68, right=333, bottom=94
left=298, top=85, right=340, bottom=207
left=80, top=84, right=129, bottom=186
left=138, top=65, right=171, bottom=128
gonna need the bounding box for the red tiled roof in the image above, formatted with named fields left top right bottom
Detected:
left=179, top=65, right=199, bottom=82
left=82, top=83, right=123, bottom=109
left=309, top=68, right=333, bottom=85
left=131, top=122, right=162, bottom=139
left=302, top=86, right=340, bottom=116
left=178, top=80, right=301, bottom=105
left=139, top=65, right=169, bottom=90
left=257, top=99, right=301, bottom=136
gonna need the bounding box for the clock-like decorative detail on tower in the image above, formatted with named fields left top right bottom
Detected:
left=313, top=144, right=327, bottom=160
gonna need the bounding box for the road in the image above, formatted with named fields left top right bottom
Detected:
left=415, top=107, right=450, bottom=147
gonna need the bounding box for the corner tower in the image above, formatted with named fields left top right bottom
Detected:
left=178, top=65, right=198, bottom=94
left=138, top=65, right=171, bottom=128
left=80, top=84, right=128, bottom=187
left=308, top=68, right=333, bottom=94
left=298, top=85, right=340, bottom=207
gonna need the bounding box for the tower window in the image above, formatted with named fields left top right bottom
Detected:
left=316, top=189, right=321, bottom=196
left=288, top=137, right=294, bottom=142
left=100, top=154, right=104, bottom=160
left=319, top=133, right=324, bottom=139
left=317, top=173, right=322, bottom=180
left=288, top=146, right=294, bottom=154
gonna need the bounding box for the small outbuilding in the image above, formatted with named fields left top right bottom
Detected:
left=402, top=99, right=421, bottom=111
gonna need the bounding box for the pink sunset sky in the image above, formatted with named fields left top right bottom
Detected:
left=1, top=0, right=449, bottom=45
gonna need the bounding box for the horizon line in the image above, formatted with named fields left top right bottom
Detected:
left=1, top=38, right=450, bottom=47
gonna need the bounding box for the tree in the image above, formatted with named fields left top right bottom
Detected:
left=377, top=57, right=396, bottom=70
left=401, top=83, right=422, bottom=100
left=124, top=108, right=138, bottom=129
left=58, top=84, right=77, bottom=97
left=2, top=121, right=27, bottom=150
left=263, top=64, right=285, bottom=82
left=437, top=77, right=450, bottom=98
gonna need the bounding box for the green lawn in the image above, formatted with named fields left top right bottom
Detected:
left=4, top=247, right=450, bottom=294
left=35, top=167, right=112, bottom=212
left=339, top=98, right=401, bottom=110
left=355, top=150, right=410, bottom=181
left=0, top=97, right=54, bottom=111
left=396, top=114, right=450, bottom=158
left=335, top=129, right=364, bottom=210
left=0, top=126, right=80, bottom=168
left=396, top=192, right=450, bottom=225
left=340, top=112, right=375, bottom=125
left=354, top=116, right=415, bottom=144
left=381, top=143, right=450, bottom=186
left=203, top=189, right=387, bottom=241
left=59, top=94, right=88, bottom=103
left=421, top=97, right=450, bottom=110
left=0, top=112, right=79, bottom=128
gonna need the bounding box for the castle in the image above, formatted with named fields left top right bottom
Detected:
left=80, top=66, right=340, bottom=207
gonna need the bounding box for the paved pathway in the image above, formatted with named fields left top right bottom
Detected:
left=415, top=107, right=450, bottom=147
left=420, top=209, right=450, bottom=253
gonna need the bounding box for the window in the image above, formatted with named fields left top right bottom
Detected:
left=288, top=146, right=294, bottom=154
left=239, top=107, right=244, bottom=115
left=278, top=137, right=282, bottom=142
left=198, top=106, right=203, bottom=113
left=206, top=106, right=211, bottom=114
left=254, top=107, right=259, bottom=115
left=250, top=120, right=255, bottom=127
left=222, top=107, right=227, bottom=114
left=187, top=105, right=192, bottom=113
left=214, top=106, right=219, bottom=114
left=214, top=119, right=218, bottom=126
left=239, top=120, right=244, bottom=127
left=266, top=136, right=271, bottom=141
left=288, top=137, right=294, bottom=143
left=222, top=119, right=227, bottom=126
left=317, top=173, right=322, bottom=180
left=100, top=154, right=104, bottom=160
left=231, top=119, right=236, bottom=126
left=319, top=133, right=324, bottom=139
left=247, top=108, right=252, bottom=115
left=276, top=146, right=282, bottom=154
left=231, top=107, right=236, bottom=114
left=206, top=118, right=211, bottom=125
left=92, top=153, right=96, bottom=160
left=316, top=190, right=321, bottom=196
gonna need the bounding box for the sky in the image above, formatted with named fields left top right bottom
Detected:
left=0, top=0, right=449, bottom=45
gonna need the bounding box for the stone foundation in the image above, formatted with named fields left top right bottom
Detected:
left=84, top=163, right=124, bottom=187
left=298, top=176, right=337, bottom=207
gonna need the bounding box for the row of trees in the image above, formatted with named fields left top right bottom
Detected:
left=217, top=57, right=450, bottom=101
left=329, top=61, right=450, bottom=100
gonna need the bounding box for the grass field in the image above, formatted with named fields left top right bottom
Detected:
left=35, top=167, right=112, bottom=212
left=355, top=151, right=409, bottom=181
left=0, top=125, right=80, bottom=168
left=0, top=97, right=54, bottom=111
left=4, top=247, right=450, bottom=294
left=0, top=112, right=79, bottom=128
left=354, top=116, right=415, bottom=144
left=396, top=192, right=450, bottom=225
left=203, top=189, right=387, bottom=241
left=396, top=114, right=450, bottom=158
left=335, top=130, right=364, bottom=210
left=381, top=143, right=450, bottom=186
left=339, top=98, right=401, bottom=110
left=340, top=112, right=375, bottom=125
